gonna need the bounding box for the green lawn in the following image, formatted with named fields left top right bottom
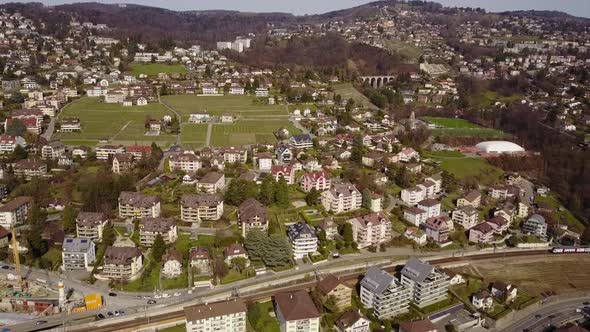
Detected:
left=472, top=90, right=523, bottom=108
left=248, top=301, right=280, bottom=332
left=436, top=157, right=503, bottom=185
left=156, top=324, right=186, bottom=332
left=210, top=120, right=300, bottom=147
left=382, top=38, right=423, bottom=63
left=161, top=95, right=287, bottom=121
left=56, top=97, right=176, bottom=147
left=534, top=194, right=584, bottom=233
left=332, top=83, right=378, bottom=110
left=424, top=117, right=507, bottom=138
left=129, top=63, right=188, bottom=76
left=181, top=123, right=208, bottom=146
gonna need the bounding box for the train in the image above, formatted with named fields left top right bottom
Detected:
left=551, top=246, right=590, bottom=254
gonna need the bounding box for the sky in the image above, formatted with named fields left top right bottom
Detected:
left=3, top=0, right=590, bottom=18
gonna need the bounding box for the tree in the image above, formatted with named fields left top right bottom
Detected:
left=581, top=226, right=590, bottom=245
left=350, top=134, right=365, bottom=163
left=61, top=205, right=77, bottom=234
left=102, top=222, right=115, bottom=246
left=342, top=223, right=354, bottom=244
left=305, top=188, right=321, bottom=206
left=263, top=234, right=292, bottom=267
left=258, top=175, right=276, bottom=205
left=362, top=189, right=373, bottom=210
left=6, top=118, right=26, bottom=137
left=213, top=257, right=229, bottom=279
left=230, top=257, right=248, bottom=273
left=224, top=179, right=259, bottom=206
left=11, top=145, right=28, bottom=161
left=160, top=83, right=169, bottom=96
left=244, top=230, right=267, bottom=262
left=345, top=98, right=355, bottom=112
left=274, top=177, right=290, bottom=208
left=151, top=234, right=166, bottom=262
left=26, top=205, right=48, bottom=258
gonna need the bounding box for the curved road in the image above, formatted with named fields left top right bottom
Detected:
left=501, top=296, right=590, bottom=332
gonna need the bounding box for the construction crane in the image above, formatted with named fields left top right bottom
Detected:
left=10, top=225, right=26, bottom=291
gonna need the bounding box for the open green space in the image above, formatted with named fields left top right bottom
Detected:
left=180, top=123, right=208, bottom=146
left=210, top=120, right=300, bottom=147
left=129, top=63, right=188, bottom=76
left=161, top=95, right=287, bottom=121
left=247, top=301, right=280, bottom=332
left=432, top=156, right=503, bottom=186
left=156, top=324, right=186, bottom=332
left=332, top=83, right=378, bottom=110
left=423, top=117, right=507, bottom=138
left=472, top=90, right=523, bottom=108
left=56, top=97, right=176, bottom=147
left=534, top=194, right=584, bottom=233
left=382, top=38, right=423, bottom=63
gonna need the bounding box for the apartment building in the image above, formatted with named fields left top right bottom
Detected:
left=62, top=237, right=96, bottom=271
left=417, top=199, right=441, bottom=219
left=287, top=222, right=318, bottom=259
left=452, top=205, right=479, bottom=229
left=317, top=274, right=352, bottom=310
left=184, top=299, right=247, bottom=332
left=468, top=222, right=495, bottom=243
left=95, top=145, right=125, bottom=160
left=41, top=141, right=66, bottom=159
left=321, top=183, right=362, bottom=214
left=118, top=191, right=161, bottom=219
left=271, top=165, right=296, bottom=185
left=347, top=212, right=392, bottom=249
left=196, top=172, right=225, bottom=193
left=400, top=185, right=426, bottom=206
left=0, top=135, right=26, bottom=154
left=457, top=190, right=481, bottom=208
left=222, top=147, right=248, bottom=164
left=168, top=153, right=202, bottom=172
left=360, top=267, right=411, bottom=319
left=400, top=257, right=449, bottom=308
left=404, top=207, right=427, bottom=227
left=301, top=171, right=331, bottom=192
left=274, top=291, right=321, bottom=332
left=334, top=310, right=370, bottom=332
left=76, top=212, right=109, bottom=242
left=0, top=196, right=32, bottom=227
left=14, top=159, right=47, bottom=179
left=101, top=246, right=143, bottom=280
left=424, top=217, right=450, bottom=243
left=180, top=193, right=224, bottom=223
left=112, top=153, right=135, bottom=174
left=238, top=198, right=268, bottom=237
left=139, top=217, right=177, bottom=247
left=521, top=214, right=548, bottom=240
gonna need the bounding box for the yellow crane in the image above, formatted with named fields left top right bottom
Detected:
left=10, top=225, right=26, bottom=291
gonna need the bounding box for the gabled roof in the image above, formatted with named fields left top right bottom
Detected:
left=361, top=267, right=394, bottom=295
left=401, top=257, right=434, bottom=283
left=274, top=290, right=320, bottom=321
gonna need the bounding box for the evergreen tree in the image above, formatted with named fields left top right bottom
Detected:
left=224, top=179, right=259, bottom=206
left=258, top=175, right=276, bottom=206
left=151, top=234, right=166, bottom=262
left=305, top=188, right=321, bottom=206
left=263, top=234, right=292, bottom=267
left=342, top=223, right=354, bottom=244
left=244, top=230, right=266, bottom=262
left=12, top=145, right=28, bottom=161
left=102, top=222, right=115, bottom=246
left=362, top=189, right=373, bottom=210
left=62, top=205, right=77, bottom=234
left=274, top=177, right=290, bottom=208
left=6, top=118, right=26, bottom=137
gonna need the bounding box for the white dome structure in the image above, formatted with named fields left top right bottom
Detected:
left=475, top=141, right=525, bottom=154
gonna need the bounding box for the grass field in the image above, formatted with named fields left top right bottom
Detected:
left=162, top=95, right=287, bottom=121
left=180, top=123, right=208, bottom=147
left=423, top=117, right=508, bottom=138
left=432, top=156, right=503, bottom=185
left=332, top=83, right=378, bottom=110
left=210, top=120, right=300, bottom=147
left=534, top=194, right=584, bottom=233
left=56, top=97, right=176, bottom=147
left=382, top=39, right=423, bottom=63
left=129, top=63, right=188, bottom=76
left=472, top=90, right=524, bottom=108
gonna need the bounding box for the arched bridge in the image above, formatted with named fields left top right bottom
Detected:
left=360, top=76, right=395, bottom=88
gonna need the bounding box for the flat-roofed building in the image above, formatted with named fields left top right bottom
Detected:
left=62, top=237, right=96, bottom=271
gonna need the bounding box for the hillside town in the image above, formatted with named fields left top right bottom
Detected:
left=0, top=1, right=589, bottom=332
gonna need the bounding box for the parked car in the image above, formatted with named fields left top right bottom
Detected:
left=147, top=300, right=157, bottom=305
left=35, top=321, right=47, bottom=326
left=162, top=293, right=170, bottom=298
left=173, top=292, right=181, bottom=297
left=108, top=292, right=117, bottom=297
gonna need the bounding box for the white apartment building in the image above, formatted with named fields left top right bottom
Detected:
left=400, top=257, right=449, bottom=308
left=76, top=212, right=109, bottom=242
left=184, top=299, right=247, bottom=332
left=452, top=205, right=479, bottom=229
left=95, top=145, right=125, bottom=160
left=347, top=212, right=392, bottom=249
left=321, top=183, right=362, bottom=214
left=180, top=194, right=224, bottom=223
left=168, top=153, right=202, bottom=172
left=360, top=267, right=411, bottom=319
left=118, top=192, right=161, bottom=219
left=287, top=222, right=318, bottom=259
left=400, top=185, right=426, bottom=206
left=275, top=291, right=320, bottom=332
left=62, top=237, right=96, bottom=271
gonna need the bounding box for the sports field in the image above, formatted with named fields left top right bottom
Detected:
left=129, top=63, right=188, bottom=76
left=161, top=95, right=287, bottom=121
left=56, top=97, right=176, bottom=147
left=210, top=120, right=300, bottom=147
left=423, top=117, right=507, bottom=138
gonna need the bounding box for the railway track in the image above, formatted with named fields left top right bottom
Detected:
left=85, top=249, right=550, bottom=332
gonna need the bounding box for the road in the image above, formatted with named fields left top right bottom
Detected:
left=501, top=296, right=590, bottom=332
left=159, top=97, right=182, bottom=146
left=41, top=117, right=56, bottom=141
left=4, top=248, right=550, bottom=332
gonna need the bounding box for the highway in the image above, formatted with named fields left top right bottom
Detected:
left=2, top=248, right=552, bottom=332
left=501, top=296, right=590, bottom=332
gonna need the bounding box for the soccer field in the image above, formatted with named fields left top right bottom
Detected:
left=161, top=95, right=287, bottom=121
left=129, top=63, right=188, bottom=76
left=56, top=97, right=177, bottom=147
left=423, top=117, right=507, bottom=138
left=210, top=120, right=301, bottom=147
